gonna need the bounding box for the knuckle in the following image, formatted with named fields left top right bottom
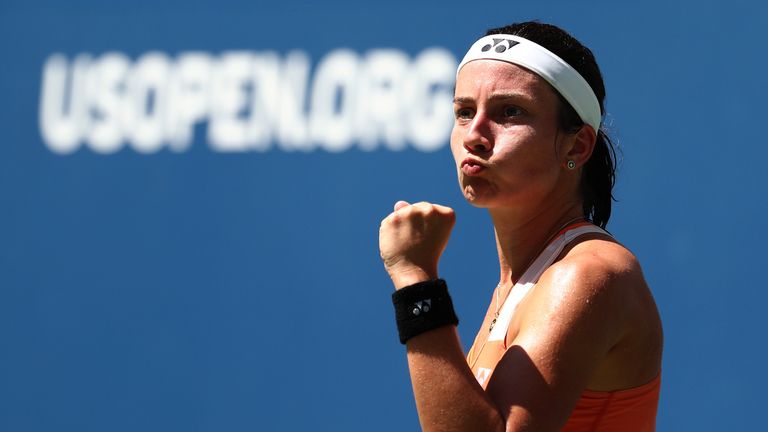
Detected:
left=414, top=201, right=431, bottom=211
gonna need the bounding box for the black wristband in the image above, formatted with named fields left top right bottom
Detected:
left=392, top=279, right=459, bottom=344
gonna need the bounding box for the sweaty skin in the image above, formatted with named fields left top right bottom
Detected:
left=379, top=60, right=662, bottom=432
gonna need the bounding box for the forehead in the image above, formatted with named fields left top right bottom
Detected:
left=455, top=59, right=557, bottom=102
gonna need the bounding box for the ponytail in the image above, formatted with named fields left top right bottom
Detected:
left=582, top=130, right=616, bottom=229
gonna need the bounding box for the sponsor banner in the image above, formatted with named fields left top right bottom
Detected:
left=40, top=48, right=457, bottom=154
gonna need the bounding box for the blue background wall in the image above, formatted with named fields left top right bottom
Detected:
left=1, top=0, right=765, bottom=430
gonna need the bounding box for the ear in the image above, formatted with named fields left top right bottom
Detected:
left=564, top=124, right=597, bottom=170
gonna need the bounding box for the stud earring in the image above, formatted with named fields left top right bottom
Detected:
left=567, top=160, right=576, bottom=170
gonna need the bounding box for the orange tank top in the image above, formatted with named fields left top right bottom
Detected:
left=466, top=223, right=660, bottom=431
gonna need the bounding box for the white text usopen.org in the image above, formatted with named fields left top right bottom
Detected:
left=39, top=49, right=457, bottom=154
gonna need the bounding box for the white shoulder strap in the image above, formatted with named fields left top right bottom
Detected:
left=487, top=224, right=608, bottom=341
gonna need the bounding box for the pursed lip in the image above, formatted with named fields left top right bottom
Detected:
left=460, top=158, right=487, bottom=176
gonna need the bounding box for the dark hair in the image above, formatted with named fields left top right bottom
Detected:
left=485, top=22, right=617, bottom=229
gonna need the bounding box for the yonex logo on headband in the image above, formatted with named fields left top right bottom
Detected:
left=457, top=34, right=602, bottom=132
left=481, top=39, right=519, bottom=53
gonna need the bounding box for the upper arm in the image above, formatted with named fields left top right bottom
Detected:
left=485, top=252, right=635, bottom=431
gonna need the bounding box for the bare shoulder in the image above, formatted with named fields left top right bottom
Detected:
left=519, top=234, right=663, bottom=388
left=533, top=234, right=645, bottom=315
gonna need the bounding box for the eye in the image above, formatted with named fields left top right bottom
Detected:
left=504, top=106, right=523, bottom=117
left=455, top=107, right=474, bottom=120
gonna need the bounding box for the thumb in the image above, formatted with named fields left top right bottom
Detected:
left=394, top=200, right=410, bottom=211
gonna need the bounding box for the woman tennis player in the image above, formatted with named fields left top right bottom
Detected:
left=379, top=22, right=663, bottom=431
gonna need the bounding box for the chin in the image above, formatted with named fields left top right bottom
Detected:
left=462, top=185, right=494, bottom=207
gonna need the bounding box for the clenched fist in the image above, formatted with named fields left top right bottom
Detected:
left=379, top=201, right=456, bottom=290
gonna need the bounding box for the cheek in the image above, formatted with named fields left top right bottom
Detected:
left=497, top=130, right=558, bottom=177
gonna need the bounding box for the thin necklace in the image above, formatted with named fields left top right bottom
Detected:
left=487, top=216, right=586, bottom=333
left=469, top=216, right=589, bottom=372
left=488, top=283, right=503, bottom=333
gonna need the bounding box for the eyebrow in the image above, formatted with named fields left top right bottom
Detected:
left=453, top=92, right=531, bottom=104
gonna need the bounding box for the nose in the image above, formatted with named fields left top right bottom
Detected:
left=463, top=111, right=493, bottom=154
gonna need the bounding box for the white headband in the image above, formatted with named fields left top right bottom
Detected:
left=457, top=34, right=601, bottom=132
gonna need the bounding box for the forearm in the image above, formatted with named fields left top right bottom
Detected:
left=379, top=202, right=502, bottom=429
left=406, top=325, right=506, bottom=432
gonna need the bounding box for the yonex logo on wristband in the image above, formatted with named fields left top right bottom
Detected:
left=392, top=279, right=458, bottom=344
left=412, top=299, right=432, bottom=316
left=481, top=38, right=519, bottom=53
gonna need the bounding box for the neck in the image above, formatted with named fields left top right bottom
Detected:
left=491, top=201, right=585, bottom=286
